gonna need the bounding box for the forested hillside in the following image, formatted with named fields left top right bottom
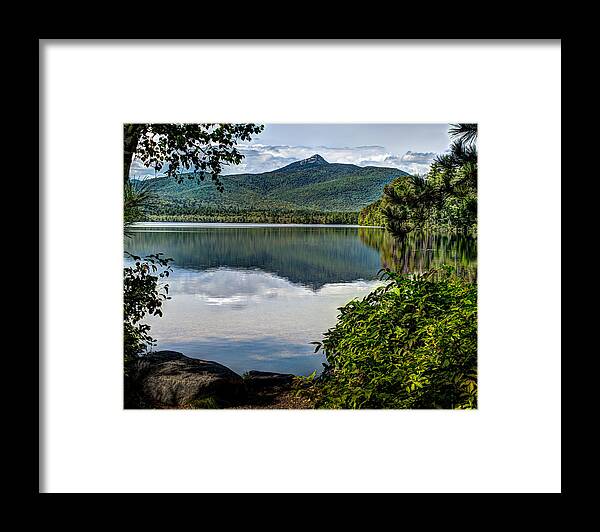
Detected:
left=135, top=154, right=408, bottom=222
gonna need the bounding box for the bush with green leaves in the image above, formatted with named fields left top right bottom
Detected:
left=123, top=252, right=173, bottom=364
left=302, top=268, right=477, bottom=409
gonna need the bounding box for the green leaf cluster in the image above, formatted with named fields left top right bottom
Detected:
left=123, top=252, right=173, bottom=364
left=125, top=123, right=264, bottom=191
left=300, top=268, right=477, bottom=409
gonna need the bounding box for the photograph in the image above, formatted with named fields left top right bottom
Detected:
left=123, top=123, right=478, bottom=409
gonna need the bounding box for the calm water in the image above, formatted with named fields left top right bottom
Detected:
left=124, top=223, right=476, bottom=376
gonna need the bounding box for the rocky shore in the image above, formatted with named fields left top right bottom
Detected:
left=124, top=350, right=312, bottom=409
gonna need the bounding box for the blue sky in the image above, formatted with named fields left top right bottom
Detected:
left=255, top=124, right=450, bottom=154
left=129, top=123, right=451, bottom=178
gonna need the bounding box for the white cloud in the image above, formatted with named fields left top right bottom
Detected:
left=371, top=151, right=439, bottom=177
left=168, top=268, right=382, bottom=308
left=401, top=151, right=437, bottom=163
left=144, top=267, right=383, bottom=348
left=224, top=144, right=439, bottom=175
left=129, top=145, right=440, bottom=178
left=128, top=159, right=167, bottom=179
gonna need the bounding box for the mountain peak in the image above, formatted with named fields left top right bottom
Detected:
left=298, top=154, right=328, bottom=165
left=277, top=154, right=329, bottom=172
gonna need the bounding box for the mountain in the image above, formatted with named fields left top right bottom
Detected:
left=276, top=153, right=329, bottom=172
left=139, top=154, right=409, bottom=214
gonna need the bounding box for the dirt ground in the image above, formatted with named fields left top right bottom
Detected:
left=227, top=387, right=313, bottom=409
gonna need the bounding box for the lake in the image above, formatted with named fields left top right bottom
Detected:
left=124, top=223, right=477, bottom=376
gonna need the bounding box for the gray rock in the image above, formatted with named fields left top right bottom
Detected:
left=130, top=351, right=246, bottom=406
left=244, top=370, right=296, bottom=390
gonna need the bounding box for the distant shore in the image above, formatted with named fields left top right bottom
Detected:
left=130, top=221, right=385, bottom=229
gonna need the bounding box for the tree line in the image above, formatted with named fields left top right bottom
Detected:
left=144, top=208, right=360, bottom=225
left=359, top=124, right=477, bottom=236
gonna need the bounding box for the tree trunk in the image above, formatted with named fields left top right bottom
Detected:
left=123, top=124, right=144, bottom=183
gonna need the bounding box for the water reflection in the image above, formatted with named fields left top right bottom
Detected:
left=126, top=225, right=383, bottom=289
left=359, top=228, right=477, bottom=282
left=135, top=269, right=380, bottom=375
left=124, top=224, right=477, bottom=375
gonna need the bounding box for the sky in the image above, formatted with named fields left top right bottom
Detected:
left=129, top=123, right=451, bottom=178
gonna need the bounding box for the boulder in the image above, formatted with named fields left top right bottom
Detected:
left=244, top=370, right=296, bottom=390
left=129, top=351, right=246, bottom=407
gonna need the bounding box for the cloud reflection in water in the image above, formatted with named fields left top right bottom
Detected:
left=144, top=267, right=383, bottom=375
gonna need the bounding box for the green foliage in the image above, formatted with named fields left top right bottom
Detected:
left=144, top=209, right=359, bottom=225
left=359, top=124, right=478, bottom=235
left=123, top=253, right=173, bottom=364
left=381, top=174, right=434, bottom=237
left=124, top=123, right=264, bottom=191
left=301, top=268, right=477, bottom=409
left=426, top=129, right=477, bottom=231
left=448, top=123, right=478, bottom=147
left=124, top=180, right=156, bottom=229
left=358, top=200, right=387, bottom=226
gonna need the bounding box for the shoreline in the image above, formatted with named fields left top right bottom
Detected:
left=130, top=221, right=385, bottom=229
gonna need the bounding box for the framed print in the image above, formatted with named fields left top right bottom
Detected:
left=40, top=39, right=561, bottom=493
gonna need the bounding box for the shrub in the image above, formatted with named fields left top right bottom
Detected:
left=302, top=268, right=477, bottom=409
left=123, top=252, right=173, bottom=364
